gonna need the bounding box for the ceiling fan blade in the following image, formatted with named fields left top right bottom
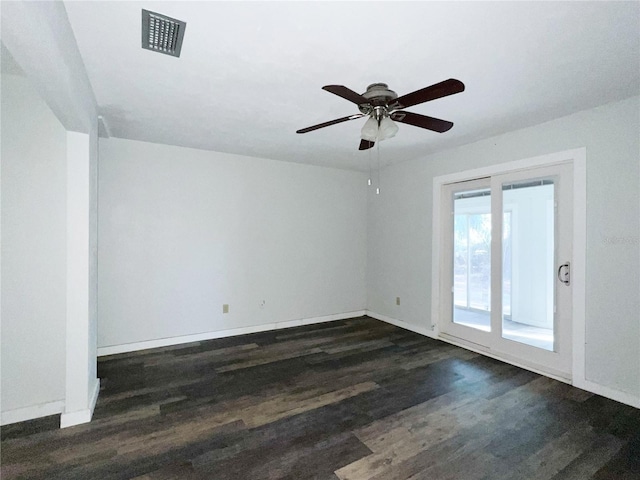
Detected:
left=322, top=85, right=370, bottom=105
left=390, top=111, right=454, bottom=133
left=392, top=79, right=465, bottom=109
left=359, top=139, right=375, bottom=150
left=296, top=114, right=364, bottom=134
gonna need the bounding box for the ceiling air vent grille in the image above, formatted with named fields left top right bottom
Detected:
left=141, top=9, right=186, bottom=58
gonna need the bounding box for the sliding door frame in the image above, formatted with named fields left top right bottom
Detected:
left=431, top=148, right=586, bottom=384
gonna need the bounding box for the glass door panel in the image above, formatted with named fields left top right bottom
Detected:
left=453, top=188, right=491, bottom=331
left=501, top=180, right=555, bottom=351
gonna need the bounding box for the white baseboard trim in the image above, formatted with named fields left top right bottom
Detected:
left=1, top=400, right=64, bottom=426
left=365, top=310, right=436, bottom=338
left=60, top=378, right=101, bottom=428
left=368, top=310, right=640, bottom=409
left=573, top=378, right=640, bottom=409
left=98, top=310, right=367, bottom=357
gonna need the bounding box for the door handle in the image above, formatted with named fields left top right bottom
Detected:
left=557, top=262, right=570, bottom=286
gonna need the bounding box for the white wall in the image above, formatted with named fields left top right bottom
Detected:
left=89, top=122, right=98, bottom=392
left=1, top=73, right=67, bottom=419
left=98, top=138, right=367, bottom=349
left=62, top=130, right=100, bottom=428
left=368, top=96, right=640, bottom=400
left=2, top=2, right=101, bottom=427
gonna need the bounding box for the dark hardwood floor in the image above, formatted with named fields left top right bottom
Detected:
left=2, top=316, right=639, bottom=479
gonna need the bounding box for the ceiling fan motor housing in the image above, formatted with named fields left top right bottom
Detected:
left=358, top=83, right=398, bottom=114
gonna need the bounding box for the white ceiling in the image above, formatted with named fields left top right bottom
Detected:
left=63, top=1, right=640, bottom=171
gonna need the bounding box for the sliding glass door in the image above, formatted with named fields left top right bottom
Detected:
left=440, top=163, right=573, bottom=378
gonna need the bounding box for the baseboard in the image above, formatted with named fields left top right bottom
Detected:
left=1, top=400, right=65, bottom=426
left=60, top=378, right=100, bottom=428
left=98, top=310, right=367, bottom=357
left=365, top=310, right=435, bottom=338
left=368, top=310, right=640, bottom=409
left=573, top=378, right=640, bottom=409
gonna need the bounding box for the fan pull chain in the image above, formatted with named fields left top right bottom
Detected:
left=376, top=141, right=381, bottom=195
left=368, top=144, right=372, bottom=186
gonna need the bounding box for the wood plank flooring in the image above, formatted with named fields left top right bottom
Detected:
left=2, top=316, right=639, bottom=479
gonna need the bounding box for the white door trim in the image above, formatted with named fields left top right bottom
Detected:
left=431, top=147, right=586, bottom=384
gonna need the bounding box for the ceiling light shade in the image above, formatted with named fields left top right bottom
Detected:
left=361, top=116, right=378, bottom=141
left=378, top=116, right=399, bottom=141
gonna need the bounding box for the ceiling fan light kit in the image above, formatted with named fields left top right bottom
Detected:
left=296, top=79, right=465, bottom=151
left=360, top=116, right=379, bottom=142
left=378, top=116, right=399, bottom=141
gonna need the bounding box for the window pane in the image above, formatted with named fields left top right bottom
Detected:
left=502, top=180, right=554, bottom=351
left=453, top=189, right=491, bottom=332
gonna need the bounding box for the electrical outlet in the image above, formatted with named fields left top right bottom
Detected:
left=223, top=304, right=229, bottom=314
left=396, top=297, right=400, bottom=306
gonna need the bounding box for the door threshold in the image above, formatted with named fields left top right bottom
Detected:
left=438, top=332, right=572, bottom=384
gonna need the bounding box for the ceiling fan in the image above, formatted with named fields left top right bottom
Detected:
left=296, top=79, right=465, bottom=150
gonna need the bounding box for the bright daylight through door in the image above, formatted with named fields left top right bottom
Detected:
left=451, top=182, right=555, bottom=351
left=453, top=188, right=492, bottom=331
left=438, top=159, right=575, bottom=378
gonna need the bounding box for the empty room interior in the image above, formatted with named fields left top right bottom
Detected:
left=1, top=1, right=640, bottom=479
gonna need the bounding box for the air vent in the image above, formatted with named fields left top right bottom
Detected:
left=141, top=9, right=186, bottom=58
